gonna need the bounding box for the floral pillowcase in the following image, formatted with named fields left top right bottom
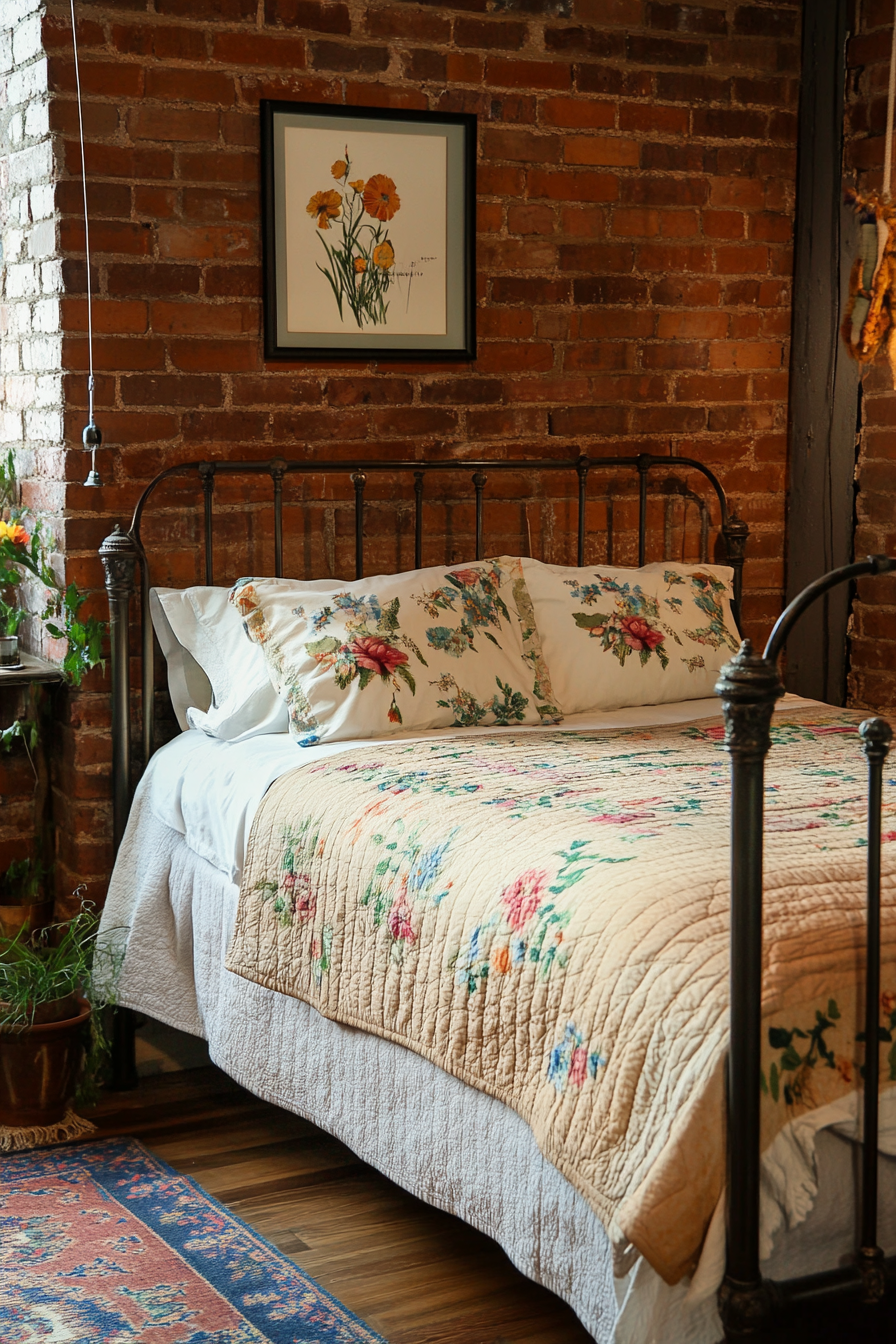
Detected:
left=518, top=557, right=741, bottom=715
left=230, top=558, right=562, bottom=747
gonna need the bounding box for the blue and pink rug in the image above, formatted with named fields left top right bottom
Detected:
left=0, top=1136, right=385, bottom=1342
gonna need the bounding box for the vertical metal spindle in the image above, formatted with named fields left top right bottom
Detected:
left=716, top=640, right=783, bottom=1339
left=857, top=716, right=892, bottom=1304
left=722, top=515, right=750, bottom=633
left=700, top=500, right=710, bottom=564
left=414, top=471, right=424, bottom=570
left=607, top=496, right=614, bottom=566
left=637, top=454, right=650, bottom=566
left=664, top=493, right=674, bottom=563
left=199, top=462, right=215, bottom=584
left=352, top=471, right=366, bottom=579
left=576, top=455, right=589, bottom=565
left=472, top=471, right=487, bottom=559
left=271, top=458, right=286, bottom=577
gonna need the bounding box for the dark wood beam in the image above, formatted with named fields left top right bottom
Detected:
left=786, top=0, right=859, bottom=705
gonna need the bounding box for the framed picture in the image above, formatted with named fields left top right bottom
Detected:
left=261, top=100, right=477, bottom=361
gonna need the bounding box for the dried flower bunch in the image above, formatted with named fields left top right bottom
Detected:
left=306, top=147, right=400, bottom=329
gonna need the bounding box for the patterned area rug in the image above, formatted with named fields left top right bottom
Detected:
left=0, top=1137, right=385, bottom=1342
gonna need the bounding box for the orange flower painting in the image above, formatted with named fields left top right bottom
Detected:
left=363, top=174, right=400, bottom=222
left=306, top=146, right=401, bottom=329
left=306, top=189, right=342, bottom=231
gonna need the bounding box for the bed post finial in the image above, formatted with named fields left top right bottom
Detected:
left=715, top=640, right=783, bottom=1339
left=99, top=524, right=138, bottom=855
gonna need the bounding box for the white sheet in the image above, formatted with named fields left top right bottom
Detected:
left=146, top=695, right=820, bottom=884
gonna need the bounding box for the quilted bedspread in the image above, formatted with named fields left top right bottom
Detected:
left=226, top=707, right=896, bottom=1284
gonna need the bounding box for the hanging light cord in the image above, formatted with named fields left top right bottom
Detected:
left=885, top=0, right=896, bottom=200
left=69, top=0, right=101, bottom=485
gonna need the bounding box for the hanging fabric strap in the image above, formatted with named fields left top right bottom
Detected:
left=884, top=0, right=896, bottom=199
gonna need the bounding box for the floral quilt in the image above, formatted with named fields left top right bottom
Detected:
left=226, top=708, right=896, bottom=1284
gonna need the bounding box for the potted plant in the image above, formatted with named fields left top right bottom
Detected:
left=0, top=904, right=122, bottom=1127
left=0, top=857, right=53, bottom=942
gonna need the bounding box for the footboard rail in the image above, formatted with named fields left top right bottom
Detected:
left=717, top=554, right=896, bottom=1339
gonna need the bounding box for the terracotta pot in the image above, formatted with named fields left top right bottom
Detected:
left=0, top=900, right=54, bottom=941
left=0, top=996, right=90, bottom=1127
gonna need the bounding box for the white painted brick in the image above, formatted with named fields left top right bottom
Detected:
left=8, top=301, right=31, bottom=336
left=7, top=112, right=22, bottom=145
left=24, top=98, right=48, bottom=139
left=5, top=372, right=37, bottom=409
left=34, top=372, right=61, bottom=406
left=0, top=28, right=13, bottom=76
left=1, top=340, right=20, bottom=374
left=0, top=410, right=22, bottom=441
left=16, top=193, right=30, bottom=225
left=6, top=261, right=37, bottom=298
left=26, top=409, right=62, bottom=441
left=9, top=138, right=52, bottom=187
left=12, top=13, right=42, bottom=65
left=29, top=181, right=53, bottom=220
left=28, top=217, right=55, bottom=258
left=4, top=228, right=24, bottom=262
left=21, top=333, right=61, bottom=371
left=32, top=296, right=58, bottom=332
left=6, top=57, right=46, bottom=108
left=39, top=257, right=62, bottom=294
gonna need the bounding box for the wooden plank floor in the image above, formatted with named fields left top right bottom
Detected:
left=87, top=1065, right=595, bottom=1344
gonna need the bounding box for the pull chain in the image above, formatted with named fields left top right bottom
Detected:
left=70, top=0, right=101, bottom=486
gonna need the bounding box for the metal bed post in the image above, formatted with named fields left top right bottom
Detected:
left=717, top=553, right=896, bottom=1338
left=99, top=523, right=140, bottom=1092
left=857, top=716, right=892, bottom=1303
left=716, top=640, right=784, bottom=1338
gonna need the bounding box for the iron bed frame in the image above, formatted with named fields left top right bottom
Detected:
left=97, top=452, right=895, bottom=1341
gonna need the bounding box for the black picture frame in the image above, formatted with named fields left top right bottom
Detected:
left=261, top=100, right=477, bottom=362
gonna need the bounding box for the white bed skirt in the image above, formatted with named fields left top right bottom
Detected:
left=102, top=796, right=896, bottom=1344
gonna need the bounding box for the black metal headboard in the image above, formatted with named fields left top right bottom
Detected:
left=98, top=451, right=748, bottom=850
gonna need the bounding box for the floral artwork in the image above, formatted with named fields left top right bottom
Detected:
left=565, top=574, right=677, bottom=669
left=307, top=148, right=400, bottom=330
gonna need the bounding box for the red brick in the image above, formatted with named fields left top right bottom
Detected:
left=708, top=342, right=783, bottom=371
left=129, top=107, right=220, bottom=144
left=564, top=135, right=639, bottom=166
left=484, top=128, right=562, bottom=164
left=309, top=41, right=388, bottom=73
left=62, top=299, right=149, bottom=335
left=158, top=224, right=256, bottom=260
left=486, top=58, right=572, bottom=92
left=145, top=68, right=236, bottom=105
left=213, top=32, right=307, bottom=68
left=266, top=0, right=351, bottom=33
left=619, top=102, right=689, bottom=134
left=454, top=17, right=528, bottom=49
left=528, top=169, right=618, bottom=202
left=539, top=96, right=616, bottom=129
left=656, top=310, right=729, bottom=339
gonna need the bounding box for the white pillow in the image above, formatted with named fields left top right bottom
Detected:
left=520, top=558, right=740, bottom=715
left=150, top=586, right=289, bottom=741
left=229, top=558, right=561, bottom=746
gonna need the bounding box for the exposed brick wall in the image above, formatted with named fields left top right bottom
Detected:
left=0, top=0, right=63, bottom=885
left=33, top=0, right=801, bottom=905
left=845, top=0, right=896, bottom=713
